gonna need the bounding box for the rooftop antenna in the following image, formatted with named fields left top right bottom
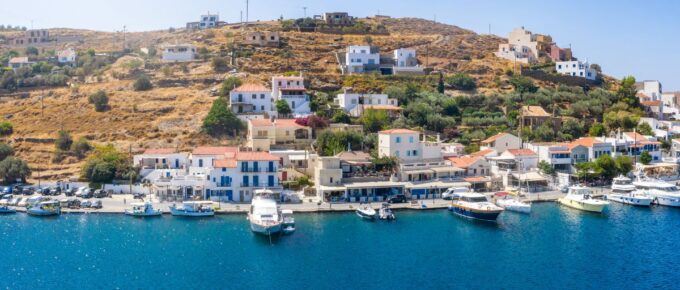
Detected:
left=303, top=6, right=307, bottom=18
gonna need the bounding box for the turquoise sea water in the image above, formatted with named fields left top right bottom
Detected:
left=1, top=203, right=679, bottom=290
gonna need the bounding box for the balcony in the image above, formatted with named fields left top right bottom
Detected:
left=241, top=168, right=262, bottom=173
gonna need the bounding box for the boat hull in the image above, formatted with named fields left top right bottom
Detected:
left=0, top=207, right=16, bottom=214
left=356, top=210, right=376, bottom=220
left=448, top=205, right=502, bottom=221
left=606, top=194, right=652, bottom=207
left=649, top=195, right=680, bottom=207
left=170, top=208, right=214, bottom=217
left=558, top=198, right=607, bottom=213
left=27, top=209, right=60, bottom=216
left=250, top=222, right=282, bottom=235
left=125, top=210, right=162, bottom=217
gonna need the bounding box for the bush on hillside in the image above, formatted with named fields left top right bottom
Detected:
left=88, top=90, right=109, bottom=112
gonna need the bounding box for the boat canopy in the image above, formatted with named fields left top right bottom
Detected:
left=281, top=209, right=294, bottom=214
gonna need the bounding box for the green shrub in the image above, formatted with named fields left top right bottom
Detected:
left=133, top=76, right=153, bottom=91
left=88, top=90, right=109, bottom=112
left=447, top=73, right=476, bottom=91
left=0, top=121, right=13, bottom=136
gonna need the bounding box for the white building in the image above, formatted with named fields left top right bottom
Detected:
left=271, top=76, right=311, bottom=117
left=229, top=83, right=273, bottom=117
left=393, top=48, right=423, bottom=74
left=495, top=27, right=539, bottom=64
left=186, top=13, right=222, bottom=29
left=8, top=57, right=34, bottom=71
left=638, top=80, right=663, bottom=101
left=345, top=45, right=380, bottom=74
left=480, top=132, right=521, bottom=154
left=335, top=91, right=398, bottom=117
left=56, top=48, right=77, bottom=64
left=161, top=44, right=196, bottom=62
left=555, top=60, right=597, bottom=80
left=378, top=129, right=441, bottom=162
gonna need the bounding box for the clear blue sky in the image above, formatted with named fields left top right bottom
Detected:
left=4, top=0, right=679, bottom=90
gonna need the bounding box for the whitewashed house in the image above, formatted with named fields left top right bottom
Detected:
left=161, top=44, right=196, bottom=62
left=57, top=48, right=77, bottom=65
left=229, top=83, right=273, bottom=118
left=271, top=76, right=311, bottom=117
left=335, top=90, right=398, bottom=117
left=495, top=27, right=540, bottom=64
left=393, top=48, right=423, bottom=74
left=186, top=13, right=223, bottom=29
left=480, top=132, right=521, bottom=154
left=345, top=45, right=380, bottom=74
left=555, top=60, right=597, bottom=80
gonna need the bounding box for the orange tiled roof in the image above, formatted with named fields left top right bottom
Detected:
left=236, top=151, right=280, bottom=161
left=232, top=83, right=269, bottom=92
left=522, top=106, right=551, bottom=117
left=250, top=119, right=273, bottom=126
left=567, top=137, right=602, bottom=149
left=143, top=148, right=176, bottom=155
left=506, top=149, right=537, bottom=156
left=275, top=119, right=307, bottom=128
left=481, top=132, right=508, bottom=144
left=640, top=100, right=661, bottom=107
left=213, top=159, right=237, bottom=168
left=447, top=155, right=482, bottom=169
left=379, top=129, right=418, bottom=134
left=192, top=146, right=238, bottom=155
left=464, top=176, right=489, bottom=182
left=470, top=148, right=495, bottom=157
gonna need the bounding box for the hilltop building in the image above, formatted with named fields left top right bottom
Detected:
left=11, top=29, right=50, bottom=46
left=186, top=13, right=225, bottom=29
left=243, top=31, right=280, bottom=47
left=56, top=48, right=77, bottom=65
left=160, top=43, right=196, bottom=62
left=495, top=27, right=573, bottom=64
left=271, top=76, right=311, bottom=117
left=555, top=60, right=597, bottom=80
left=321, top=12, right=354, bottom=26
left=341, top=45, right=423, bottom=75
left=335, top=89, right=400, bottom=117
left=229, top=83, right=273, bottom=119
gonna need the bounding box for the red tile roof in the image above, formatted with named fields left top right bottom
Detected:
left=447, top=156, right=482, bottom=169
left=213, top=159, right=237, bottom=168
left=236, top=151, right=280, bottom=161
left=641, top=100, right=662, bottom=107
left=567, top=137, right=602, bottom=149
left=481, top=132, right=509, bottom=144
left=143, top=148, right=176, bottom=155
left=470, top=148, right=495, bottom=157
left=232, top=83, right=269, bottom=92
left=506, top=149, right=537, bottom=156
left=275, top=119, right=307, bottom=128
left=192, top=146, right=238, bottom=155
left=379, top=129, right=419, bottom=134
left=250, top=119, right=273, bottom=126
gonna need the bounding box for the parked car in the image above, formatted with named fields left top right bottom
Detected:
left=2, top=186, right=12, bottom=194
left=76, top=187, right=92, bottom=198
left=21, top=187, right=34, bottom=195
left=68, top=199, right=81, bottom=209
left=65, top=188, right=77, bottom=197
left=80, top=200, right=92, bottom=208
left=0, top=193, right=12, bottom=200
left=133, top=193, right=146, bottom=200
left=91, top=200, right=102, bottom=209
left=93, top=189, right=108, bottom=198
left=387, top=194, right=407, bottom=204
left=49, top=187, right=61, bottom=196
left=38, top=187, right=51, bottom=195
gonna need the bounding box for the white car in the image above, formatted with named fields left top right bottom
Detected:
left=442, top=187, right=471, bottom=200
left=80, top=200, right=92, bottom=208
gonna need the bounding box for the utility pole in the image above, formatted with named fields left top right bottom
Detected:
left=122, top=25, right=126, bottom=51
left=246, top=0, right=249, bottom=25
left=303, top=7, right=307, bottom=18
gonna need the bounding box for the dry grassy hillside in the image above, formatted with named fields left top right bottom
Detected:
left=0, top=18, right=537, bottom=180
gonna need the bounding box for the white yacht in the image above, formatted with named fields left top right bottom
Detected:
left=633, top=178, right=680, bottom=207
left=248, top=195, right=282, bottom=235
left=125, top=202, right=162, bottom=217
left=558, top=186, right=609, bottom=213
left=448, top=192, right=504, bottom=221
left=169, top=201, right=215, bottom=217
left=27, top=200, right=61, bottom=216
left=355, top=205, right=377, bottom=220
left=607, top=175, right=652, bottom=206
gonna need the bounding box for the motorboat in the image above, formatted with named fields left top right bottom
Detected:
left=494, top=192, right=531, bottom=213
left=281, top=209, right=295, bottom=234
left=611, top=175, right=636, bottom=194
left=0, top=200, right=15, bottom=214
left=448, top=192, right=504, bottom=222
left=558, top=185, right=609, bottom=213
left=378, top=203, right=396, bottom=220
left=27, top=200, right=61, bottom=216
left=633, top=178, right=680, bottom=207
left=355, top=204, right=377, bottom=220
left=169, top=201, right=215, bottom=217
left=248, top=195, right=282, bottom=235
left=125, top=202, right=162, bottom=217
left=607, top=176, right=652, bottom=206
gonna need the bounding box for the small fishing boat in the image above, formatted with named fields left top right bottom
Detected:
left=281, top=209, right=295, bottom=234
left=378, top=203, right=395, bottom=220
left=494, top=192, right=531, bottom=213
left=27, top=200, right=61, bottom=216
left=448, top=192, right=504, bottom=222
left=169, top=201, right=215, bottom=217
left=125, top=202, right=162, bottom=217
left=558, top=186, right=609, bottom=213
left=356, top=204, right=377, bottom=220
left=248, top=195, right=282, bottom=235
left=0, top=200, right=16, bottom=214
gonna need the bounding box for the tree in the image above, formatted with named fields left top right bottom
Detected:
left=509, top=75, right=538, bottom=96
left=275, top=100, right=292, bottom=116
left=447, top=73, right=476, bottom=91
left=0, top=121, right=13, bottom=136
left=316, top=130, right=363, bottom=156
left=574, top=162, right=596, bottom=182
left=0, top=142, right=14, bottom=161
left=0, top=157, right=31, bottom=183
left=219, top=76, right=242, bottom=96
left=360, top=109, right=390, bottom=133
left=617, top=76, right=639, bottom=106
left=133, top=75, right=153, bottom=91
left=25, top=46, right=38, bottom=56
left=330, top=111, right=351, bottom=124
left=211, top=57, right=229, bottom=72
left=80, top=144, right=135, bottom=183
left=363, top=35, right=373, bottom=45
left=88, top=90, right=109, bottom=112
left=532, top=122, right=555, bottom=142
left=71, top=137, right=92, bottom=159
left=588, top=122, right=606, bottom=137
left=559, top=119, right=584, bottom=140
left=614, top=156, right=633, bottom=175
left=639, top=151, right=652, bottom=165
left=538, top=160, right=555, bottom=176
left=202, top=97, right=244, bottom=137
left=55, top=130, right=73, bottom=151
left=595, top=154, right=617, bottom=180
left=437, top=72, right=445, bottom=93
left=637, top=122, right=654, bottom=136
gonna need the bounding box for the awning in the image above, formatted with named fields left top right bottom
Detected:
left=511, top=172, right=547, bottom=182
left=406, top=181, right=471, bottom=189
left=318, top=185, right=347, bottom=191
left=289, top=155, right=308, bottom=161
left=402, top=169, right=435, bottom=175
left=432, top=166, right=464, bottom=173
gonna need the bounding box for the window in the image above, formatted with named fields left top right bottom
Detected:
left=409, top=136, right=414, bottom=143
left=252, top=94, right=256, bottom=99
left=330, top=177, right=333, bottom=183
left=260, top=94, right=265, bottom=99
left=396, top=137, right=401, bottom=143
left=198, top=159, right=203, bottom=167
left=395, top=150, right=400, bottom=157
left=412, top=150, right=418, bottom=156
left=407, top=151, right=411, bottom=157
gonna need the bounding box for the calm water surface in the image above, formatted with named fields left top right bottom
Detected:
left=1, top=203, right=679, bottom=289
